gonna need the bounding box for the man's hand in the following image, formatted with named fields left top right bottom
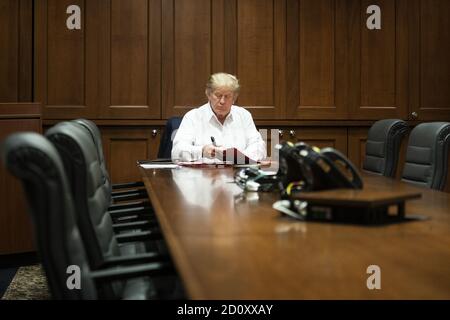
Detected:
left=202, top=144, right=217, bottom=158
left=202, top=145, right=226, bottom=159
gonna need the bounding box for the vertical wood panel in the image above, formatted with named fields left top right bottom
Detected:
left=360, top=0, right=395, bottom=107
left=35, top=0, right=94, bottom=118
left=349, top=0, right=408, bottom=119
left=211, top=0, right=225, bottom=73
left=409, top=0, right=420, bottom=122
left=163, top=0, right=212, bottom=117
left=0, top=0, right=34, bottom=102
left=417, top=0, right=450, bottom=120
left=110, top=140, right=148, bottom=183
left=237, top=0, right=274, bottom=107
left=274, top=0, right=287, bottom=119
left=236, top=0, right=285, bottom=119
left=348, top=127, right=368, bottom=171
left=161, top=0, right=174, bottom=118
left=0, top=104, right=41, bottom=254
left=286, top=0, right=299, bottom=116
left=85, top=0, right=106, bottom=118
left=101, top=127, right=161, bottom=183
left=98, top=0, right=162, bottom=119
left=148, top=0, right=162, bottom=118
left=299, top=0, right=335, bottom=107
left=34, top=0, right=48, bottom=111
left=174, top=0, right=211, bottom=107
left=224, top=0, right=237, bottom=75
left=0, top=119, right=38, bottom=254
left=287, top=0, right=347, bottom=119
left=37, top=0, right=161, bottom=119
left=47, top=0, right=85, bottom=106
left=111, top=0, right=148, bottom=106
left=0, top=0, right=19, bottom=102
left=19, top=0, right=33, bottom=101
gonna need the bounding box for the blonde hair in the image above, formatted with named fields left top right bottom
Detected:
left=205, top=73, right=240, bottom=96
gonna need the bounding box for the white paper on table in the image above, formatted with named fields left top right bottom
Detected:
left=139, top=163, right=179, bottom=169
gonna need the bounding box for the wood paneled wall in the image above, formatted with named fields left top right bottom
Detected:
left=35, top=0, right=162, bottom=119
left=30, top=0, right=450, bottom=121
left=2, top=0, right=450, bottom=186
left=0, top=103, right=41, bottom=254
left=411, top=0, right=450, bottom=120
left=101, top=127, right=162, bottom=183
left=0, top=0, right=33, bottom=102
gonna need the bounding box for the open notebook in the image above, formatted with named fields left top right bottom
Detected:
left=177, top=158, right=233, bottom=168
left=140, top=149, right=266, bottom=168
left=177, top=148, right=257, bottom=167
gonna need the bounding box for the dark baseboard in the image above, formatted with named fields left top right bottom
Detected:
left=0, top=252, right=39, bottom=269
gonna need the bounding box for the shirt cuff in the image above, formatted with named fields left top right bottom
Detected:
left=191, top=145, right=203, bottom=160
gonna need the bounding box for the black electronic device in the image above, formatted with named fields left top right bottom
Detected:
left=235, top=141, right=363, bottom=193
left=276, top=142, right=363, bottom=193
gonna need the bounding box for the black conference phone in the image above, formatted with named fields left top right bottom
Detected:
left=278, top=142, right=363, bottom=192
left=235, top=141, right=363, bottom=193
left=236, top=141, right=368, bottom=222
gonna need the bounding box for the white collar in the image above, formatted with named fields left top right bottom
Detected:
left=206, top=103, right=235, bottom=125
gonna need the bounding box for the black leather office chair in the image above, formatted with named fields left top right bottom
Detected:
left=363, top=119, right=408, bottom=177
left=158, top=117, right=183, bottom=159
left=401, top=122, right=450, bottom=190
left=45, top=121, right=169, bottom=263
left=1, top=133, right=172, bottom=299
left=72, top=119, right=148, bottom=204
left=72, top=119, right=152, bottom=218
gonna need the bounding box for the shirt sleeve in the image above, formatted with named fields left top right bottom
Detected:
left=242, top=110, right=267, bottom=161
left=171, top=112, right=204, bottom=161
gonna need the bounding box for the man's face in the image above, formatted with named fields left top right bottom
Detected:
left=207, top=88, right=235, bottom=119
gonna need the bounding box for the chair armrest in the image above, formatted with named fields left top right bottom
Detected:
left=111, top=214, right=141, bottom=224
left=109, top=207, right=156, bottom=225
left=90, top=261, right=174, bottom=283
left=108, top=206, right=148, bottom=217
left=112, top=192, right=148, bottom=203
left=112, top=181, right=145, bottom=190
left=101, top=252, right=171, bottom=268
left=112, top=220, right=157, bottom=233
left=115, top=230, right=162, bottom=243
left=112, top=188, right=147, bottom=198
left=108, top=199, right=151, bottom=211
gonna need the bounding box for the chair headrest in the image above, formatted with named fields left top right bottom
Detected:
left=367, top=119, right=408, bottom=141
left=72, top=119, right=105, bottom=164
left=46, top=121, right=103, bottom=198
left=408, top=122, right=450, bottom=148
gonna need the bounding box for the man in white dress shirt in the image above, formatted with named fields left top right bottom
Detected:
left=171, top=73, right=267, bottom=162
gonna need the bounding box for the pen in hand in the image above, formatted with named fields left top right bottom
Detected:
left=211, top=136, right=217, bottom=147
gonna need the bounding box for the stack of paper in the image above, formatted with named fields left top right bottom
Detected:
left=139, top=163, right=179, bottom=169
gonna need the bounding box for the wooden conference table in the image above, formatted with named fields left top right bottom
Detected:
left=139, top=166, right=450, bottom=299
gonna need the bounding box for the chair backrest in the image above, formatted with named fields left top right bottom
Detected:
left=72, top=119, right=112, bottom=196
left=158, top=117, right=183, bottom=159
left=363, top=119, right=408, bottom=177
left=1, top=133, right=97, bottom=300
left=46, top=122, right=120, bottom=270
left=402, top=122, right=450, bottom=190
